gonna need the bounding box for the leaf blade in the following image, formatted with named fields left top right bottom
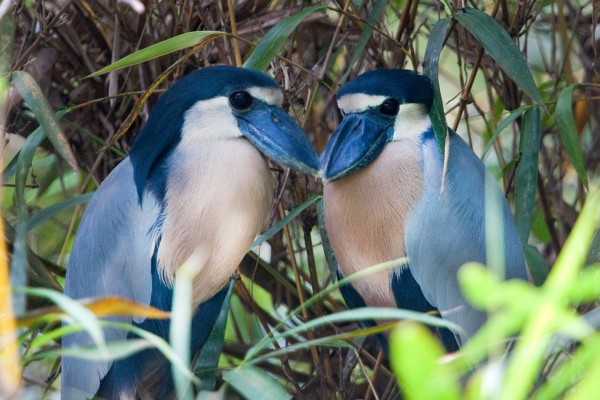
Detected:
left=555, top=84, right=588, bottom=189
left=88, top=31, right=224, bottom=77
left=515, top=106, right=541, bottom=247
left=223, top=366, right=292, bottom=400
left=423, top=18, right=452, bottom=153
left=11, top=72, right=78, bottom=171
left=244, top=6, right=327, bottom=71
left=454, top=7, right=543, bottom=106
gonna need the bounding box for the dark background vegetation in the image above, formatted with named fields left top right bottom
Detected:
left=1, top=0, right=599, bottom=399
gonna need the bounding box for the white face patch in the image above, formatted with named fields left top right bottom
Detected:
left=337, top=93, right=386, bottom=115
left=247, top=86, right=283, bottom=106
left=181, top=96, right=242, bottom=143
left=392, top=103, right=431, bottom=141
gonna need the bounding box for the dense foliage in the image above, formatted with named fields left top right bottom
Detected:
left=1, top=0, right=599, bottom=399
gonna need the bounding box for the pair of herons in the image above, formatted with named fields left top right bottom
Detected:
left=61, top=66, right=529, bottom=398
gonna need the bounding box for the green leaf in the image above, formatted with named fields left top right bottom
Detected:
left=170, top=253, right=210, bottom=400
left=245, top=258, right=407, bottom=361
left=454, top=8, right=543, bottom=106
left=247, top=333, right=352, bottom=367
left=58, top=339, right=153, bottom=361
left=341, top=0, right=387, bottom=82
left=8, top=108, right=71, bottom=312
left=524, top=244, right=549, bottom=286
left=223, top=366, right=291, bottom=400
left=390, top=322, right=461, bottom=400
left=11, top=119, right=43, bottom=313
left=585, top=228, right=600, bottom=266
left=244, top=6, right=327, bottom=71
left=531, top=207, right=552, bottom=244
left=193, top=279, right=235, bottom=391
left=249, top=307, right=461, bottom=355
left=252, top=194, right=321, bottom=248
left=423, top=18, right=451, bottom=153
left=555, top=84, right=588, bottom=189
left=3, top=109, right=69, bottom=184
left=12, top=72, right=78, bottom=171
left=31, top=320, right=199, bottom=385
left=88, top=31, right=224, bottom=77
left=482, top=105, right=533, bottom=161
left=317, top=198, right=338, bottom=281
left=515, top=106, right=541, bottom=247
left=19, top=287, right=106, bottom=352
left=26, top=192, right=94, bottom=230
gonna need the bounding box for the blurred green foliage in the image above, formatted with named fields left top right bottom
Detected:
left=1, top=0, right=599, bottom=399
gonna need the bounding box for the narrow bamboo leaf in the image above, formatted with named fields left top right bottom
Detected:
left=17, top=296, right=170, bottom=328
left=244, top=6, right=326, bottom=71
left=12, top=71, right=78, bottom=171
left=194, top=279, right=234, bottom=391
left=88, top=31, right=224, bottom=77
left=251, top=307, right=461, bottom=355
left=26, top=192, right=94, bottom=229
left=20, top=287, right=106, bottom=350
left=245, top=258, right=408, bottom=360
left=85, top=296, right=165, bottom=322
left=3, top=109, right=69, bottom=183
left=171, top=254, right=207, bottom=400
left=555, top=84, right=588, bottom=189
left=252, top=194, right=321, bottom=247
left=3, top=128, right=43, bottom=184
left=11, top=108, right=48, bottom=314
left=455, top=8, right=543, bottom=106
left=341, top=0, right=386, bottom=82
left=524, top=245, right=549, bottom=286
left=390, top=322, right=461, bottom=400
left=317, top=199, right=339, bottom=281
left=482, top=105, right=533, bottom=161
left=585, top=228, right=600, bottom=266
left=58, top=339, right=153, bottom=361
left=30, top=320, right=199, bottom=385
left=531, top=207, right=552, bottom=244
left=248, top=334, right=352, bottom=367
left=223, top=366, right=291, bottom=400
left=423, top=18, right=451, bottom=153
left=2, top=217, right=62, bottom=291
left=515, top=106, right=541, bottom=247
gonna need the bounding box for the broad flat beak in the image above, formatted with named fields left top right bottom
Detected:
left=320, top=113, right=392, bottom=182
left=238, top=106, right=319, bottom=176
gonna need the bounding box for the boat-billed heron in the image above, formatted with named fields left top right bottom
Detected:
left=62, top=66, right=319, bottom=399
left=320, top=69, right=529, bottom=350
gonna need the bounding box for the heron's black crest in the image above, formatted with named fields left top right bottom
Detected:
left=338, top=69, right=433, bottom=110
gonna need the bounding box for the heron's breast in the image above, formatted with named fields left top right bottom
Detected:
left=323, top=140, right=424, bottom=307
left=158, top=139, right=273, bottom=305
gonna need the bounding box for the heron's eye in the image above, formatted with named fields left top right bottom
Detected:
left=379, top=98, right=400, bottom=116
left=229, top=91, right=253, bottom=110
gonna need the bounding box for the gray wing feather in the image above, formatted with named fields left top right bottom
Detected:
left=405, top=132, right=528, bottom=344
left=62, top=158, right=160, bottom=399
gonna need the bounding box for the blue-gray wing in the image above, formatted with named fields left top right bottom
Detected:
left=62, top=158, right=160, bottom=399
left=405, top=131, right=528, bottom=345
